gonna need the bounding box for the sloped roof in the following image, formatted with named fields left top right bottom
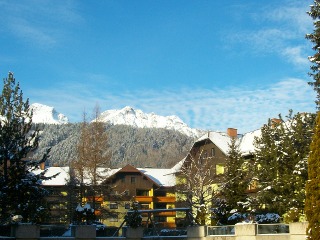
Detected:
left=36, top=166, right=119, bottom=186
left=196, top=131, right=232, bottom=155
left=193, top=129, right=261, bottom=156
left=239, top=129, right=261, bottom=156
left=36, top=167, right=70, bottom=186
left=138, top=168, right=176, bottom=187
left=116, top=164, right=141, bottom=173
left=171, top=129, right=261, bottom=173
left=37, top=165, right=176, bottom=188
left=115, top=164, right=176, bottom=187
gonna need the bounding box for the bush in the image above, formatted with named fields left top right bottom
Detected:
left=255, top=213, right=280, bottom=224
left=283, top=208, right=300, bottom=223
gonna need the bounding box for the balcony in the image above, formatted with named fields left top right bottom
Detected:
left=154, top=196, right=176, bottom=203
left=134, top=196, right=153, bottom=203
left=154, top=211, right=176, bottom=217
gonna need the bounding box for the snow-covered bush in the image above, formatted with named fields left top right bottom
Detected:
left=227, top=212, right=246, bottom=224
left=255, top=213, right=280, bottom=224
left=227, top=212, right=280, bottom=224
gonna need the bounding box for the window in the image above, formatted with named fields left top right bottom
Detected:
left=110, top=203, right=118, bottom=209
left=216, top=164, right=225, bottom=175
left=211, top=148, right=215, bottom=157
left=131, top=177, right=135, bottom=183
left=136, top=189, right=149, bottom=196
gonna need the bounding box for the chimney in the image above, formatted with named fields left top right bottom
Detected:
left=40, top=161, right=45, bottom=170
left=271, top=118, right=281, bottom=128
left=227, top=128, right=237, bottom=138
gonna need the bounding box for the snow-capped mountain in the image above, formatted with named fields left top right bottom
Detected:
left=30, top=103, right=203, bottom=138
left=97, top=106, right=204, bottom=138
left=31, top=103, right=68, bottom=124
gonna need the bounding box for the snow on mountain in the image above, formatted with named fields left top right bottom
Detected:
left=31, top=103, right=68, bottom=124
left=98, top=106, right=204, bottom=138
left=30, top=103, right=202, bottom=137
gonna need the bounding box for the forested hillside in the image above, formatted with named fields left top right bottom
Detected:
left=31, top=123, right=195, bottom=168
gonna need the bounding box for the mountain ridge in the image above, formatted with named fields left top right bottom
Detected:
left=31, top=103, right=204, bottom=138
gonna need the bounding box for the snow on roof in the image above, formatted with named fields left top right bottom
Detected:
left=36, top=166, right=175, bottom=187
left=82, top=167, right=118, bottom=185
left=171, top=157, right=186, bottom=174
left=138, top=168, right=176, bottom=187
left=194, top=129, right=261, bottom=156
left=239, top=129, right=261, bottom=156
left=35, top=167, right=119, bottom=186
left=37, top=167, right=70, bottom=186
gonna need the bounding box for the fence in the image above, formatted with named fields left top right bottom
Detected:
left=0, top=222, right=308, bottom=240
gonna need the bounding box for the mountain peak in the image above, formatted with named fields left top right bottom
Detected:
left=98, top=106, right=203, bottom=138
left=121, top=106, right=137, bottom=115
left=31, top=103, right=68, bottom=124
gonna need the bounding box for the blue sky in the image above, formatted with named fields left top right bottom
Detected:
left=0, top=0, right=316, bottom=133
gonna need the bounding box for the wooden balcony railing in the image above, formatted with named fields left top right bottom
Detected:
left=154, top=211, right=176, bottom=217
left=154, top=196, right=176, bottom=203
left=134, top=196, right=153, bottom=202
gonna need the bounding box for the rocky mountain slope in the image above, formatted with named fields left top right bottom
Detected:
left=30, top=103, right=199, bottom=168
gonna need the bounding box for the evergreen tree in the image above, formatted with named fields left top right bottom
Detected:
left=65, top=166, right=79, bottom=224
left=254, top=112, right=315, bottom=216
left=305, top=113, right=320, bottom=239
left=305, top=1, right=320, bottom=238
left=222, top=137, right=249, bottom=213
left=307, top=0, right=320, bottom=109
left=0, top=72, right=55, bottom=223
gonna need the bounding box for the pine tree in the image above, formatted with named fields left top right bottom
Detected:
left=307, top=1, right=320, bottom=109
left=0, top=72, right=54, bottom=223
left=305, top=1, right=320, bottom=238
left=222, top=137, right=249, bottom=214
left=254, top=112, right=315, bottom=216
left=253, top=118, right=281, bottom=213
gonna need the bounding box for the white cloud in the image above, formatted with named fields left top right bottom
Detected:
left=227, top=0, right=313, bottom=67
left=26, top=78, right=316, bottom=134
left=0, top=0, right=82, bottom=47
left=282, top=46, right=310, bottom=66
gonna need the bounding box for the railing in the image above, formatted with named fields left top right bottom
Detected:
left=154, top=211, right=176, bottom=217
left=40, top=225, right=69, bottom=237
left=207, top=225, right=235, bottom=235
left=134, top=196, right=153, bottom=202
left=207, top=223, right=290, bottom=236
left=153, top=196, right=176, bottom=203
left=257, top=223, right=289, bottom=234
